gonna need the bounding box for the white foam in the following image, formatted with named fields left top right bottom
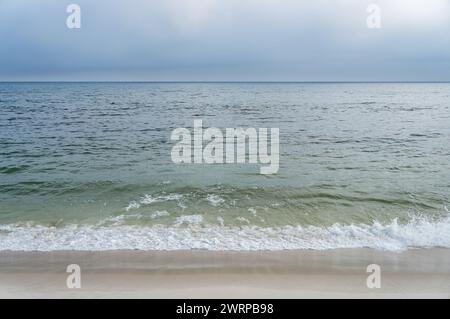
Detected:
left=125, top=201, right=140, bottom=211
left=141, top=194, right=183, bottom=205
left=150, top=210, right=170, bottom=219
left=206, top=194, right=225, bottom=206
left=126, top=193, right=184, bottom=211
left=174, top=214, right=204, bottom=226
left=1, top=215, right=450, bottom=251
left=236, top=216, right=250, bottom=224
left=97, top=214, right=142, bottom=226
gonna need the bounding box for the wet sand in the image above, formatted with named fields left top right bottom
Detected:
left=0, top=248, right=449, bottom=298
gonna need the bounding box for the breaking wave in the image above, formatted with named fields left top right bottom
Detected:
left=1, top=215, right=450, bottom=251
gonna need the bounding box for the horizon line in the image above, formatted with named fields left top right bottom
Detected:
left=1, top=80, right=450, bottom=84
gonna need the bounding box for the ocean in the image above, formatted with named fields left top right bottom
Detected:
left=1, top=82, right=450, bottom=251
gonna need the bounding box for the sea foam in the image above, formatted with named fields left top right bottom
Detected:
left=1, top=215, right=450, bottom=251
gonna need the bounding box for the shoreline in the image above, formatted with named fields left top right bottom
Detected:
left=1, top=248, right=449, bottom=298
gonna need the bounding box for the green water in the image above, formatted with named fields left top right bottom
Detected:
left=1, top=83, right=449, bottom=250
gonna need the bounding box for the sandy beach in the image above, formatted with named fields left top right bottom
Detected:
left=1, top=0, right=450, bottom=302
left=0, top=248, right=449, bottom=298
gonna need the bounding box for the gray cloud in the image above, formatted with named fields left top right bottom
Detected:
left=0, top=0, right=449, bottom=81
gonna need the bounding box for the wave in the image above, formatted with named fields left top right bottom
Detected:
left=1, top=215, right=450, bottom=251
left=125, top=193, right=185, bottom=211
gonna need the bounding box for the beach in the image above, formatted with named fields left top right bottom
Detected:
left=1, top=0, right=450, bottom=302
left=1, top=83, right=450, bottom=299
left=1, top=248, right=449, bottom=298
left=2, top=83, right=450, bottom=252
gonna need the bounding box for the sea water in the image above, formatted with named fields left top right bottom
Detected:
left=1, top=82, right=450, bottom=250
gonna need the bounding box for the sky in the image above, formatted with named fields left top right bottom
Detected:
left=0, top=0, right=449, bottom=81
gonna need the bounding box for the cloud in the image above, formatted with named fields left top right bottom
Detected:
left=0, top=0, right=449, bottom=81
left=387, top=0, right=449, bottom=27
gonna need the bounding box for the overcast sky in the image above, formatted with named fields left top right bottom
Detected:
left=0, top=0, right=449, bottom=81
